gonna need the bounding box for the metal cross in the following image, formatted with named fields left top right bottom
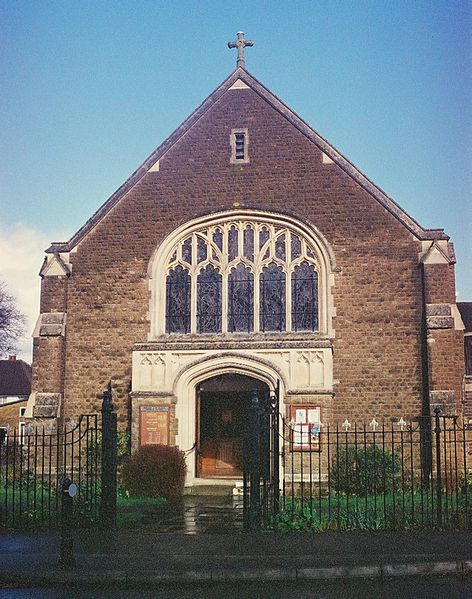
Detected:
left=227, top=31, right=254, bottom=69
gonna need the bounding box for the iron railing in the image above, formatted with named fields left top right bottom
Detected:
left=0, top=414, right=101, bottom=530
left=271, top=408, right=471, bottom=531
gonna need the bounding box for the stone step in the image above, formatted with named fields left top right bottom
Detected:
left=183, top=484, right=239, bottom=497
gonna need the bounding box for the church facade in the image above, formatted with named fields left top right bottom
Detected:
left=28, top=63, right=464, bottom=485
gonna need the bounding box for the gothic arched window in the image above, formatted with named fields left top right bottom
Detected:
left=160, top=218, right=323, bottom=335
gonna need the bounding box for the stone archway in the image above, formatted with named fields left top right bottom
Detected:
left=172, top=354, right=282, bottom=486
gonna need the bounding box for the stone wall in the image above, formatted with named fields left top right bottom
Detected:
left=32, top=82, right=464, bottom=428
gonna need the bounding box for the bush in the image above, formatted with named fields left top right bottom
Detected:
left=330, top=444, right=401, bottom=496
left=121, top=445, right=187, bottom=500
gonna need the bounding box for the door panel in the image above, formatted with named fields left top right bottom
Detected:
left=197, top=392, right=248, bottom=477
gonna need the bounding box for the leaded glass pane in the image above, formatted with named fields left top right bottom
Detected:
left=259, top=227, right=270, bottom=259
left=228, top=227, right=238, bottom=262
left=212, top=229, right=223, bottom=259
left=197, top=265, right=222, bottom=333
left=213, top=229, right=223, bottom=250
left=260, top=263, right=286, bottom=332
left=291, top=262, right=318, bottom=331
left=182, top=238, right=192, bottom=265
left=275, top=234, right=286, bottom=261
left=166, top=265, right=191, bottom=333
left=291, top=234, right=301, bottom=260
left=243, top=226, right=254, bottom=261
left=197, top=236, right=207, bottom=264
left=228, top=264, right=254, bottom=332
left=259, top=228, right=269, bottom=248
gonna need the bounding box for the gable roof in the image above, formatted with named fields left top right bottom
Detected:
left=47, top=67, right=448, bottom=254
left=0, top=359, right=32, bottom=395
left=458, top=303, right=472, bottom=333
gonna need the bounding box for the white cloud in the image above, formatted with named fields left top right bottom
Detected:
left=0, top=222, right=56, bottom=362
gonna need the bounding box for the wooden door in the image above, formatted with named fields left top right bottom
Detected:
left=198, top=393, right=246, bottom=478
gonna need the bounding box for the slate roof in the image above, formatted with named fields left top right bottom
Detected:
left=458, top=303, right=472, bottom=333
left=0, top=359, right=32, bottom=395
left=46, top=67, right=448, bottom=254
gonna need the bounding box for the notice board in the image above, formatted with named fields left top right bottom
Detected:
left=140, top=406, right=169, bottom=446
left=290, top=405, right=321, bottom=451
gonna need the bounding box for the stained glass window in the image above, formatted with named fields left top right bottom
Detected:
left=228, top=264, right=254, bottom=332
left=162, top=219, right=321, bottom=335
left=166, top=265, right=191, bottom=333
left=197, top=265, right=222, bottom=333
left=260, top=263, right=286, bottom=332
left=292, top=262, right=318, bottom=331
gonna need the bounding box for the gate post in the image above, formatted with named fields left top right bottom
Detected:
left=100, top=382, right=117, bottom=529
left=434, top=407, right=442, bottom=527
left=271, top=386, right=280, bottom=517
left=247, top=390, right=262, bottom=531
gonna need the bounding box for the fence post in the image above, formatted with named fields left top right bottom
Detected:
left=271, top=387, right=280, bottom=517
left=59, top=478, right=76, bottom=569
left=247, top=390, right=261, bottom=531
left=100, top=382, right=117, bottom=529
left=434, top=407, right=442, bottom=528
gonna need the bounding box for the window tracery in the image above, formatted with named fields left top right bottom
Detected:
left=163, top=220, right=320, bottom=335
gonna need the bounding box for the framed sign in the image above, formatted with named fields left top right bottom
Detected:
left=140, top=406, right=169, bottom=446
left=290, top=405, right=321, bottom=451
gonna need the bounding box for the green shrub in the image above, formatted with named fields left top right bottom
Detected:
left=121, top=445, right=187, bottom=500
left=329, top=444, right=401, bottom=496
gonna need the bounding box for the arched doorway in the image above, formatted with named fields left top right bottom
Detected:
left=195, top=373, right=270, bottom=478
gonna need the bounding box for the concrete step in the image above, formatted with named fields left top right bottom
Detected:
left=184, top=484, right=239, bottom=497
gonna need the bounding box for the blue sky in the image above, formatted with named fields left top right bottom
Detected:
left=0, top=1, right=471, bottom=359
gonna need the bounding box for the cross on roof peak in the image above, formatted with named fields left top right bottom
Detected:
left=227, top=31, right=254, bottom=69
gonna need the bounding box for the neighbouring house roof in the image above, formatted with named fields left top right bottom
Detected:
left=458, top=303, right=472, bottom=333
left=46, top=67, right=448, bottom=255
left=0, top=359, right=32, bottom=395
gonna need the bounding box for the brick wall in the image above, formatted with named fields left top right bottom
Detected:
left=33, top=85, right=462, bottom=426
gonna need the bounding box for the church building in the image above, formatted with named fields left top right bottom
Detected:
left=28, top=35, right=465, bottom=486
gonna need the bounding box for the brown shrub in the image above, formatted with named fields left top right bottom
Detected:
left=121, top=445, right=187, bottom=500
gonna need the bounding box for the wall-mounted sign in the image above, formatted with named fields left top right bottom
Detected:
left=140, top=406, right=169, bottom=446
left=289, top=405, right=321, bottom=451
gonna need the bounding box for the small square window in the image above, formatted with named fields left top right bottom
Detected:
left=230, top=129, right=249, bottom=164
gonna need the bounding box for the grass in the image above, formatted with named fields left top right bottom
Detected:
left=270, top=491, right=472, bottom=532
left=0, top=478, right=166, bottom=530
left=116, top=494, right=167, bottom=528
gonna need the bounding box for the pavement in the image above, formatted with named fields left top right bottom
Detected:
left=0, top=495, right=471, bottom=589
left=0, top=529, right=472, bottom=589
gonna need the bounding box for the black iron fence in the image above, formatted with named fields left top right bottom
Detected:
left=0, top=414, right=100, bottom=529
left=0, top=388, right=117, bottom=531
left=271, top=408, right=471, bottom=532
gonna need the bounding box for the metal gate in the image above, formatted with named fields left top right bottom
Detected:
left=243, top=382, right=280, bottom=531
left=0, top=386, right=117, bottom=530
